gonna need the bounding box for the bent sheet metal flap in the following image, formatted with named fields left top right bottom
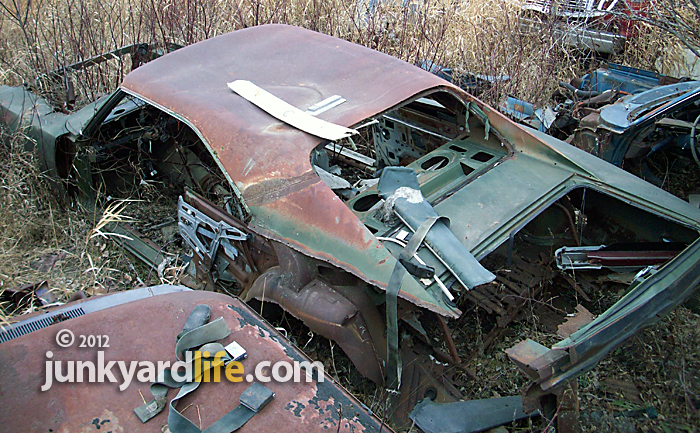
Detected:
left=378, top=167, right=496, bottom=289
left=409, top=396, right=538, bottom=433
left=228, top=80, right=358, bottom=141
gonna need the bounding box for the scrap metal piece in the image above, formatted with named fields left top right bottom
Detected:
left=419, top=60, right=510, bottom=96
left=39, top=42, right=182, bottom=110
left=228, top=80, right=358, bottom=141
left=181, top=190, right=274, bottom=292
left=239, top=382, right=275, bottom=412
left=44, top=42, right=182, bottom=79
left=314, top=165, right=353, bottom=191
left=557, top=305, right=595, bottom=339
left=556, top=243, right=683, bottom=272
left=107, top=223, right=171, bottom=271
left=519, top=17, right=625, bottom=54
left=0, top=281, right=55, bottom=309
left=505, top=339, right=568, bottom=384
left=377, top=236, right=454, bottom=301
left=390, top=344, right=464, bottom=430
left=378, top=167, right=496, bottom=290
left=178, top=196, right=248, bottom=266
left=243, top=246, right=387, bottom=384
left=325, top=142, right=376, bottom=168
left=577, top=63, right=673, bottom=95
left=599, top=81, right=700, bottom=133
left=522, top=0, right=607, bottom=18
left=595, top=81, right=700, bottom=164
left=383, top=114, right=453, bottom=141
left=409, top=396, right=538, bottom=433
left=463, top=255, right=549, bottom=330
left=224, top=341, right=247, bottom=362
left=305, top=95, right=346, bottom=116
left=503, top=96, right=547, bottom=131
left=399, top=256, right=435, bottom=279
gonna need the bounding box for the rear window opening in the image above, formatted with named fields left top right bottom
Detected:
left=483, top=187, right=698, bottom=277
left=459, top=187, right=699, bottom=336
left=65, top=93, right=235, bottom=210
left=310, top=90, right=510, bottom=235
left=99, top=99, right=229, bottom=203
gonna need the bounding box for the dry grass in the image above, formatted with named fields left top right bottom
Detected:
left=0, top=0, right=683, bottom=109
left=613, top=19, right=687, bottom=76
left=0, top=128, right=81, bottom=319
left=0, top=127, right=176, bottom=324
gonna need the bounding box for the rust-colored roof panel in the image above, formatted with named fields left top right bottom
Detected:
left=122, top=25, right=461, bottom=317
left=122, top=24, right=452, bottom=187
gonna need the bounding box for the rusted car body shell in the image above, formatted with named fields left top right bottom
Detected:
left=0, top=289, right=390, bottom=432
left=4, top=25, right=700, bottom=323
left=121, top=24, right=463, bottom=317
left=119, top=24, right=700, bottom=320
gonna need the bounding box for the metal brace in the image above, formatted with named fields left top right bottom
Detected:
left=178, top=196, right=248, bottom=270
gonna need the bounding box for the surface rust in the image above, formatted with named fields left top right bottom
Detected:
left=0, top=290, right=390, bottom=432
left=121, top=24, right=462, bottom=317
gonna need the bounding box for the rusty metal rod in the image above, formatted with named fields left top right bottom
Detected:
left=437, top=315, right=461, bottom=366
left=555, top=202, right=580, bottom=246
left=431, top=348, right=478, bottom=381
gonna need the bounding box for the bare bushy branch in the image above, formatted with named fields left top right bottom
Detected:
left=0, top=0, right=600, bottom=109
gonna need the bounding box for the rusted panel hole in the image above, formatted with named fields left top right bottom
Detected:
left=421, top=155, right=449, bottom=170
left=317, top=265, right=336, bottom=278
left=353, top=194, right=381, bottom=212
left=460, top=162, right=475, bottom=176
left=471, top=151, right=493, bottom=162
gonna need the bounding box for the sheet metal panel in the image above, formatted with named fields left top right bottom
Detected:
left=0, top=290, right=391, bottom=432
